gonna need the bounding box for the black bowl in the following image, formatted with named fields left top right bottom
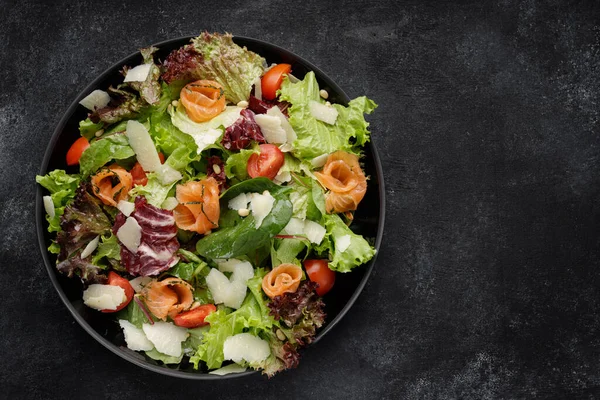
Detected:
left=35, top=35, right=386, bottom=379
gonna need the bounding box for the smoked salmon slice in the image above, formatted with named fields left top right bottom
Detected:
left=262, top=263, right=303, bottom=299
left=90, top=164, right=133, bottom=207
left=173, top=177, right=220, bottom=234
left=141, top=277, right=194, bottom=320
left=314, top=151, right=367, bottom=214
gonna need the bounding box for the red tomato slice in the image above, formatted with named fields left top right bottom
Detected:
left=66, top=137, right=90, bottom=166
left=102, top=271, right=134, bottom=313
left=304, top=259, right=336, bottom=296
left=247, top=144, right=284, bottom=180
left=261, top=63, right=292, bottom=101
left=173, top=304, right=217, bottom=328
left=130, top=153, right=165, bottom=186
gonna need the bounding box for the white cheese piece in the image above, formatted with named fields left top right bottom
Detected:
left=273, top=170, right=291, bottom=185
left=311, top=153, right=329, bottom=168
left=309, top=100, right=338, bottom=125
left=117, top=216, right=142, bottom=253
left=250, top=191, right=275, bottom=229
left=303, top=220, right=327, bottom=244
left=156, top=164, right=183, bottom=185
left=336, top=235, right=352, bottom=252
left=79, top=89, right=111, bottom=111
left=223, top=333, right=271, bottom=364
left=254, top=114, right=287, bottom=144
left=80, top=235, right=100, bottom=259
left=142, top=322, right=188, bottom=357
left=217, top=259, right=254, bottom=283
left=117, top=200, right=135, bottom=217
left=266, top=106, right=296, bottom=144
left=228, top=193, right=249, bottom=211
left=278, top=143, right=293, bottom=153
left=126, top=120, right=162, bottom=172
left=209, top=363, right=247, bottom=375
left=253, top=76, right=262, bottom=100
left=123, top=64, right=152, bottom=83
left=82, top=284, right=126, bottom=311
left=206, top=263, right=253, bottom=310
left=43, top=195, right=55, bottom=218
left=282, top=218, right=305, bottom=236
left=129, top=276, right=153, bottom=293
left=161, top=197, right=179, bottom=211
left=119, top=320, right=154, bottom=351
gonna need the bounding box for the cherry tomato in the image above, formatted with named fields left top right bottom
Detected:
left=180, top=80, right=226, bottom=122
left=130, top=153, right=165, bottom=186
left=173, top=304, right=217, bottom=328
left=102, top=271, right=134, bottom=313
left=66, top=137, right=90, bottom=166
left=261, top=63, right=292, bottom=101
left=304, top=259, right=336, bottom=296
left=247, top=144, right=285, bottom=180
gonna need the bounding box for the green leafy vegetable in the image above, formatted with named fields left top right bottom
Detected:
left=196, top=197, right=292, bottom=260
left=91, top=233, right=121, bottom=267
left=316, top=214, right=375, bottom=273
left=79, top=118, right=104, bottom=140
left=224, top=147, right=257, bottom=181
left=128, top=172, right=176, bottom=207
left=278, top=71, right=377, bottom=159
left=79, top=133, right=135, bottom=177
left=36, top=170, right=81, bottom=233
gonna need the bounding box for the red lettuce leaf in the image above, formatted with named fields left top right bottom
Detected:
left=113, top=197, right=180, bottom=276
left=207, top=155, right=227, bottom=192
left=221, top=109, right=265, bottom=150
left=247, top=95, right=290, bottom=117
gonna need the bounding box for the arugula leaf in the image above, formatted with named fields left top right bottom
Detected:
left=118, top=296, right=149, bottom=328
left=79, top=133, right=135, bottom=177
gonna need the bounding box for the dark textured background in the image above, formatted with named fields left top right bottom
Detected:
left=1, top=0, right=599, bottom=398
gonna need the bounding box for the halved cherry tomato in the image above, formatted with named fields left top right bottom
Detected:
left=66, top=137, right=90, bottom=166
left=180, top=80, right=226, bottom=122
left=131, top=153, right=165, bottom=186
left=247, top=144, right=284, bottom=180
left=102, top=271, right=134, bottom=313
left=173, top=304, right=217, bottom=328
left=304, top=259, right=336, bottom=296
left=261, top=63, right=292, bottom=100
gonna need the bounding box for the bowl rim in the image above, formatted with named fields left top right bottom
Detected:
left=35, top=34, right=386, bottom=380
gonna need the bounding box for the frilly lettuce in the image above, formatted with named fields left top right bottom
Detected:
left=315, top=214, right=375, bottom=273
left=278, top=71, right=377, bottom=160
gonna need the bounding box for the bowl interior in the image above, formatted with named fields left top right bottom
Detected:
left=36, top=36, right=385, bottom=379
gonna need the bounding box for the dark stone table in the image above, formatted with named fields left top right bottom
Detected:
left=1, top=0, right=599, bottom=398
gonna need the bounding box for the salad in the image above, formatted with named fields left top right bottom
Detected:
left=37, top=32, right=377, bottom=376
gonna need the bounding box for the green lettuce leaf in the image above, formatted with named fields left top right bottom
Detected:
left=91, top=233, right=121, bottom=268
left=278, top=72, right=377, bottom=160
left=224, top=147, right=258, bottom=181
left=128, top=172, right=176, bottom=208
left=36, top=170, right=81, bottom=234
left=79, top=133, right=135, bottom=177
left=317, top=214, right=375, bottom=273
left=79, top=118, right=104, bottom=140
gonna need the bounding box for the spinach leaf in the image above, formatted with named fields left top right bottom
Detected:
left=196, top=197, right=292, bottom=260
